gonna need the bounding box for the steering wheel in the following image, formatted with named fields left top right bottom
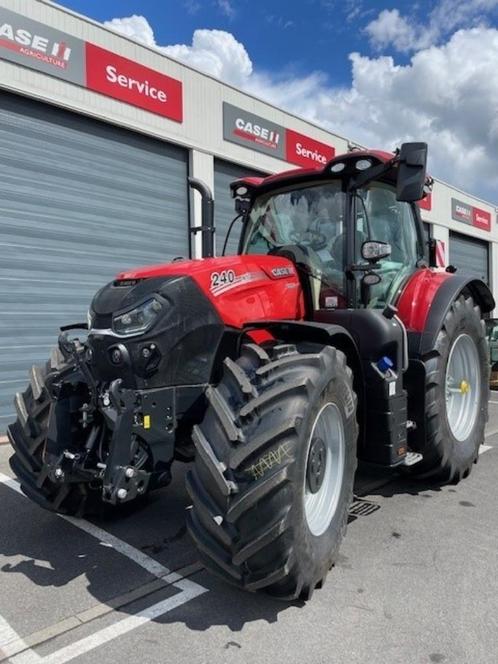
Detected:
left=288, top=229, right=327, bottom=250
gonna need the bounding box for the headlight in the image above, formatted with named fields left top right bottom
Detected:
left=113, top=298, right=163, bottom=337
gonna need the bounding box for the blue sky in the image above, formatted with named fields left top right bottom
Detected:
left=59, top=0, right=444, bottom=85
left=58, top=0, right=498, bottom=203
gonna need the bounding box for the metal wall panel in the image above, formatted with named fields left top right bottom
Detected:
left=0, top=91, right=189, bottom=423
left=213, top=159, right=265, bottom=255
left=449, top=232, right=489, bottom=284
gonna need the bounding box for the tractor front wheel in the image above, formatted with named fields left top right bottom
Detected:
left=186, top=342, right=358, bottom=600
left=409, top=294, right=489, bottom=483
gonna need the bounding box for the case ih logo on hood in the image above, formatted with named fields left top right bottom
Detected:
left=0, top=8, right=85, bottom=84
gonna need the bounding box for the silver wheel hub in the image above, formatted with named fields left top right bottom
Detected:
left=304, top=402, right=345, bottom=537
left=445, top=333, right=481, bottom=441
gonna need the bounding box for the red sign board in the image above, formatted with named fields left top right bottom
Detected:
left=285, top=129, right=335, bottom=168
left=418, top=193, right=432, bottom=211
left=85, top=43, right=183, bottom=122
left=472, top=207, right=491, bottom=231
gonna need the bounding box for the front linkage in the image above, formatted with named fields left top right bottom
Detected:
left=42, top=330, right=190, bottom=506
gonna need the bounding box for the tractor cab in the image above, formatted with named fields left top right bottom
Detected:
left=233, top=144, right=429, bottom=313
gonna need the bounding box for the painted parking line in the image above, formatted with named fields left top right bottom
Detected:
left=0, top=473, right=208, bottom=664
left=480, top=444, right=493, bottom=455
left=15, top=579, right=205, bottom=664
left=0, top=615, right=41, bottom=664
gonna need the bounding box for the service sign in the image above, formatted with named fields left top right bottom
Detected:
left=223, top=103, right=336, bottom=168
left=0, top=7, right=85, bottom=84
left=285, top=129, right=335, bottom=168
left=0, top=9, right=183, bottom=122
left=223, top=103, right=285, bottom=159
left=86, top=44, right=183, bottom=122
left=472, top=207, right=491, bottom=231
left=452, top=198, right=491, bottom=231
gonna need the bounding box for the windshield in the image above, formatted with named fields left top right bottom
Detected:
left=242, top=181, right=347, bottom=308
left=241, top=178, right=421, bottom=310
left=242, top=181, right=345, bottom=255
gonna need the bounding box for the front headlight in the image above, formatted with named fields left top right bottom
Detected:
left=113, top=298, right=163, bottom=337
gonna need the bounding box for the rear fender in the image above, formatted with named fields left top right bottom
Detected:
left=397, top=270, right=494, bottom=356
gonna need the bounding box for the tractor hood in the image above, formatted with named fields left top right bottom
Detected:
left=86, top=254, right=303, bottom=390
left=113, top=254, right=304, bottom=329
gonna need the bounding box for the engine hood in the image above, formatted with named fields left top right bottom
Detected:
left=114, top=254, right=304, bottom=328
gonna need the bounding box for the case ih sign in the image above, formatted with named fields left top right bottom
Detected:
left=451, top=198, right=491, bottom=231
left=0, top=7, right=183, bottom=122
left=223, top=103, right=335, bottom=168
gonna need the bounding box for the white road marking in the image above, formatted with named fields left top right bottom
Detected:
left=488, top=400, right=498, bottom=405
left=0, top=473, right=208, bottom=663
left=479, top=445, right=493, bottom=455
left=0, top=615, right=41, bottom=664
left=0, top=473, right=172, bottom=580
left=13, top=579, right=206, bottom=664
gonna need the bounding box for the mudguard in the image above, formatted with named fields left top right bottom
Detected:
left=396, top=269, right=494, bottom=356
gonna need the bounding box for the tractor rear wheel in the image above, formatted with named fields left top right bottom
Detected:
left=8, top=350, right=109, bottom=516
left=409, top=294, right=489, bottom=483
left=186, top=342, right=358, bottom=600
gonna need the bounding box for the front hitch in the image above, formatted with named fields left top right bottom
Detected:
left=101, top=380, right=151, bottom=505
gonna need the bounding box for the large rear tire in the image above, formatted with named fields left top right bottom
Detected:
left=408, top=294, right=489, bottom=483
left=186, top=343, right=358, bottom=600
left=8, top=350, right=109, bottom=516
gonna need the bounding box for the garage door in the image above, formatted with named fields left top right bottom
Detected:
left=449, top=232, right=489, bottom=284
left=214, top=159, right=265, bottom=255
left=0, top=91, right=189, bottom=424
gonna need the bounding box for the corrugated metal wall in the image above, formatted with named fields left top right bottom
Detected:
left=449, top=232, right=489, bottom=284
left=213, top=159, right=265, bottom=255
left=0, top=91, right=189, bottom=424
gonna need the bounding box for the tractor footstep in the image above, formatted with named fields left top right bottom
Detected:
left=402, top=452, right=423, bottom=466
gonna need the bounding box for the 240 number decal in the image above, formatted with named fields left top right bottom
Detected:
left=210, top=270, right=236, bottom=290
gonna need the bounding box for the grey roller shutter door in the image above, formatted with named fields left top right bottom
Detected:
left=0, top=91, right=189, bottom=424
left=449, top=232, right=489, bottom=284
left=214, top=159, right=265, bottom=255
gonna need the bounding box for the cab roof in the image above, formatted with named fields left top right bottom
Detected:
left=230, top=149, right=396, bottom=199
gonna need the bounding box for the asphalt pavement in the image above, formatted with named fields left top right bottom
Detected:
left=0, top=401, right=497, bottom=664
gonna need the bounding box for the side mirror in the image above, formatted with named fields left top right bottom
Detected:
left=362, top=241, right=391, bottom=263
left=396, top=142, right=428, bottom=202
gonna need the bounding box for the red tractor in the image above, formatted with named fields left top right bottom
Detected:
left=8, top=143, right=493, bottom=600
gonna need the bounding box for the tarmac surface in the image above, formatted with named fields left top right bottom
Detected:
left=0, top=400, right=497, bottom=664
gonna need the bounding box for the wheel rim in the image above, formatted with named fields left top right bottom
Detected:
left=304, top=402, right=345, bottom=537
left=445, top=333, right=481, bottom=441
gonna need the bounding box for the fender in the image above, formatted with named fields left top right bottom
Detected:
left=397, top=268, right=495, bottom=356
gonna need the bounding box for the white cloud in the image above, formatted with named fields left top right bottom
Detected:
left=216, top=0, right=235, bottom=19
left=105, top=15, right=498, bottom=202
left=366, top=0, right=498, bottom=52
left=365, top=9, right=422, bottom=52
left=104, top=15, right=156, bottom=47
left=162, top=30, right=252, bottom=87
